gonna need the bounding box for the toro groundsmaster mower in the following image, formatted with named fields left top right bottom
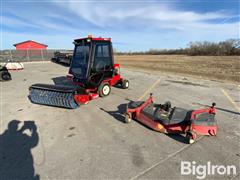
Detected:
left=29, top=36, right=129, bottom=108
left=125, top=94, right=217, bottom=144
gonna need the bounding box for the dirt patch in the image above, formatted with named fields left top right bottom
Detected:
left=69, top=127, right=75, bottom=130
left=166, top=80, right=208, bottom=87
left=159, top=83, right=170, bottom=86
left=67, top=134, right=75, bottom=137
left=131, top=144, right=145, bottom=167
left=115, top=55, right=240, bottom=83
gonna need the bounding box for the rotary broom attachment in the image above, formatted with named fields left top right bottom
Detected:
left=29, top=84, right=82, bottom=109
left=28, top=36, right=130, bottom=109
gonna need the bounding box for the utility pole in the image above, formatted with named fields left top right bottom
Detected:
left=41, top=49, right=44, bottom=61
left=27, top=49, right=30, bottom=61
left=9, top=49, right=13, bottom=61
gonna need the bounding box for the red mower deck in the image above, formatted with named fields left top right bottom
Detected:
left=125, top=94, right=217, bottom=144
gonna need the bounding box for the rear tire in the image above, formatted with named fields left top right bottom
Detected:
left=122, top=79, right=129, bottom=89
left=98, top=83, right=111, bottom=97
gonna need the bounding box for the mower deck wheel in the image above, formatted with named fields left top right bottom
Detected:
left=125, top=113, right=132, bottom=123
left=186, top=132, right=195, bottom=144
left=189, top=138, right=195, bottom=144
left=122, top=79, right=129, bottom=89
left=98, top=82, right=111, bottom=97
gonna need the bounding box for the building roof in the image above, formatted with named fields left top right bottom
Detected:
left=13, top=40, right=48, bottom=47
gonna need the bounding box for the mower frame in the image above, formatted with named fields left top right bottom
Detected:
left=125, top=94, right=217, bottom=144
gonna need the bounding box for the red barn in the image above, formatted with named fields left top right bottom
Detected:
left=13, top=40, right=48, bottom=50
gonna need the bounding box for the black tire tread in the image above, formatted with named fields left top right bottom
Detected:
left=98, top=82, right=111, bottom=97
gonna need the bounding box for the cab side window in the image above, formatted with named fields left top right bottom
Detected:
left=93, top=44, right=112, bottom=71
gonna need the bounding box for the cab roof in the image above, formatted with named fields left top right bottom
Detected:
left=74, top=35, right=111, bottom=42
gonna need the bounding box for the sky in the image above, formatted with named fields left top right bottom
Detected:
left=1, top=0, right=239, bottom=51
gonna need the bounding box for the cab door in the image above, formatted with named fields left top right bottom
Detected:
left=92, top=42, right=114, bottom=78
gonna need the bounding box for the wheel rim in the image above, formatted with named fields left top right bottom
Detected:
left=125, top=115, right=131, bottom=123
left=189, top=139, right=195, bottom=144
left=125, top=81, right=129, bottom=87
left=102, top=85, right=110, bottom=95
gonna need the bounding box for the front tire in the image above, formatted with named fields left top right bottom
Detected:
left=98, top=83, right=111, bottom=97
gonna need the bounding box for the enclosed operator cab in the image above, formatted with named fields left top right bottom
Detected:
left=69, top=36, right=114, bottom=88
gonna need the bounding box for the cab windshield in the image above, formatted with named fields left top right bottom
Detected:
left=70, top=44, right=90, bottom=79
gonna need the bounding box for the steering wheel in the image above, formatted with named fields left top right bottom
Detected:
left=87, top=71, right=104, bottom=87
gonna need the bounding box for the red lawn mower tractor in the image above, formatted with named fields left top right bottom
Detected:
left=29, top=36, right=129, bottom=108
left=125, top=94, right=217, bottom=144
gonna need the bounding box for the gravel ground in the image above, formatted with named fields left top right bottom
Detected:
left=1, top=62, right=239, bottom=179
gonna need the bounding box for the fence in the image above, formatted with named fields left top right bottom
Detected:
left=0, top=49, right=58, bottom=63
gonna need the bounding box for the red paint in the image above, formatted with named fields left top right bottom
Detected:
left=113, top=64, right=120, bottom=68
left=90, top=93, right=99, bottom=100
left=103, top=74, right=121, bottom=86
left=126, top=95, right=218, bottom=142
left=138, top=113, right=166, bottom=132
left=74, top=36, right=111, bottom=42
left=165, top=124, right=190, bottom=133
left=191, top=108, right=215, bottom=120
left=74, top=94, right=90, bottom=105
left=70, top=64, right=124, bottom=104
left=69, top=37, right=127, bottom=105
left=102, top=64, right=122, bottom=86
left=14, top=40, right=48, bottom=50
left=192, top=124, right=217, bottom=136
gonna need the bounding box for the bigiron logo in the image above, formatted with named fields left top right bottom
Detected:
left=181, top=161, right=237, bottom=179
